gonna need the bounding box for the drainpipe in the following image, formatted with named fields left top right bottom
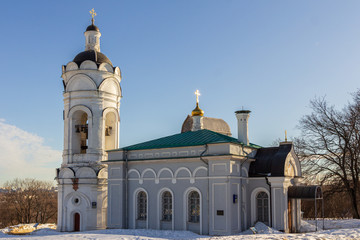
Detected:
left=199, top=144, right=208, bottom=234
left=240, top=144, right=250, bottom=231
left=265, top=176, right=272, bottom=228
left=199, top=144, right=208, bottom=165
left=124, top=149, right=129, bottom=229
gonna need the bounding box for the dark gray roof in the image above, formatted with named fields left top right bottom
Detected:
left=181, top=115, right=232, bottom=136
left=249, top=143, right=293, bottom=177
left=235, top=110, right=251, bottom=114
left=73, top=50, right=112, bottom=66
left=86, top=24, right=100, bottom=32
left=288, top=186, right=322, bottom=199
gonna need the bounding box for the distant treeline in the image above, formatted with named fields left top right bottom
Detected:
left=0, top=179, right=57, bottom=228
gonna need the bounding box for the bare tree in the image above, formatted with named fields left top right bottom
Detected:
left=296, top=92, right=360, bottom=218
left=0, top=178, right=57, bottom=227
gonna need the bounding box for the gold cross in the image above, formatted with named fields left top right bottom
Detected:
left=195, top=90, right=201, bottom=104
left=89, top=8, right=97, bottom=24
left=285, top=130, right=288, bottom=142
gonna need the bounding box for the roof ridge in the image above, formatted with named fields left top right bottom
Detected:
left=110, top=129, right=261, bottom=152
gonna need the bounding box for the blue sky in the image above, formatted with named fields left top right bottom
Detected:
left=1, top=1, right=360, bottom=183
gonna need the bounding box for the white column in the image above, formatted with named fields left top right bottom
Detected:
left=235, top=110, right=251, bottom=145
left=268, top=177, right=291, bottom=232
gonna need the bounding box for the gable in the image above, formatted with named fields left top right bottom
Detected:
left=249, top=143, right=301, bottom=177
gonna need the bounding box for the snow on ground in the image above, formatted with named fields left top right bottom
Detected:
left=240, top=222, right=282, bottom=235
left=0, top=224, right=56, bottom=235
left=302, top=218, right=360, bottom=232
left=1, top=219, right=360, bottom=240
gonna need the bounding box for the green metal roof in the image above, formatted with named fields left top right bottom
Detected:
left=109, top=129, right=261, bottom=151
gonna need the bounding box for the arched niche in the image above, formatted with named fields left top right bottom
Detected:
left=158, top=168, right=174, bottom=179
left=66, top=62, right=79, bottom=71
left=285, top=155, right=301, bottom=177
left=65, top=191, right=91, bottom=208
left=142, top=168, right=156, bottom=179
left=103, top=108, right=119, bottom=151
left=99, top=78, right=121, bottom=96
left=98, top=168, right=108, bottom=179
left=175, top=167, right=192, bottom=178
left=59, top=168, right=75, bottom=179
left=69, top=106, right=92, bottom=155
left=193, top=166, right=207, bottom=177
left=66, top=74, right=97, bottom=92
left=76, top=167, right=96, bottom=178
left=99, top=63, right=114, bottom=73
left=128, top=169, right=141, bottom=179
left=80, top=60, right=97, bottom=70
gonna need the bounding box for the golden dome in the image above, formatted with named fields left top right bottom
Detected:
left=192, top=103, right=204, bottom=116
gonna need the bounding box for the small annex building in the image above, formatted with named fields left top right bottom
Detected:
left=56, top=16, right=305, bottom=235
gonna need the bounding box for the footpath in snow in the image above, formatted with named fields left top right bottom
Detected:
left=1, top=219, right=360, bottom=240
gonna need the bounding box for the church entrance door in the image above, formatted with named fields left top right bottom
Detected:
left=74, top=213, right=80, bottom=231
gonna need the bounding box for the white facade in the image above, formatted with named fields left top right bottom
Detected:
left=105, top=135, right=303, bottom=235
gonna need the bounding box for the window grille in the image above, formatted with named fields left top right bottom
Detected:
left=256, top=191, right=269, bottom=225
left=137, top=191, right=147, bottom=220
left=162, top=191, right=172, bottom=221
left=188, top=191, right=200, bottom=223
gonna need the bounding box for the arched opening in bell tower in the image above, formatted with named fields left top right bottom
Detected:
left=104, top=111, right=116, bottom=150
left=72, top=110, right=89, bottom=154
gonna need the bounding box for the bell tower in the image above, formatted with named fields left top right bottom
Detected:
left=56, top=10, right=122, bottom=231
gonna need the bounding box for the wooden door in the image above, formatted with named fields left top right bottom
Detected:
left=74, top=213, right=80, bottom=231
left=288, top=200, right=292, bottom=232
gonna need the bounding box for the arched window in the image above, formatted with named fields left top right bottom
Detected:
left=137, top=191, right=147, bottom=220
left=162, top=191, right=172, bottom=221
left=188, top=191, right=200, bottom=223
left=104, top=111, right=116, bottom=150
left=72, top=110, right=88, bottom=154
left=256, top=191, right=269, bottom=225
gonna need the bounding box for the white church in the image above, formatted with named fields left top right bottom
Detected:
left=56, top=14, right=316, bottom=235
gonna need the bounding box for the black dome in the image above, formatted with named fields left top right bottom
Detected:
left=73, top=50, right=113, bottom=66
left=86, top=24, right=100, bottom=32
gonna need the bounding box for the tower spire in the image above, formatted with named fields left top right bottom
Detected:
left=85, top=9, right=101, bottom=52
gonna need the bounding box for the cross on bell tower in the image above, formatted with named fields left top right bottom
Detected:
left=89, top=8, right=97, bottom=25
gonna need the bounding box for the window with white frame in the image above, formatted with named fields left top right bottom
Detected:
left=256, top=191, right=269, bottom=225
left=162, top=191, right=172, bottom=221
left=137, top=191, right=147, bottom=220
left=188, top=191, right=200, bottom=223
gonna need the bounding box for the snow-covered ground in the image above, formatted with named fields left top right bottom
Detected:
left=1, top=219, right=360, bottom=240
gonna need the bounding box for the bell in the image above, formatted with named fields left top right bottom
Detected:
left=105, top=126, right=112, bottom=136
